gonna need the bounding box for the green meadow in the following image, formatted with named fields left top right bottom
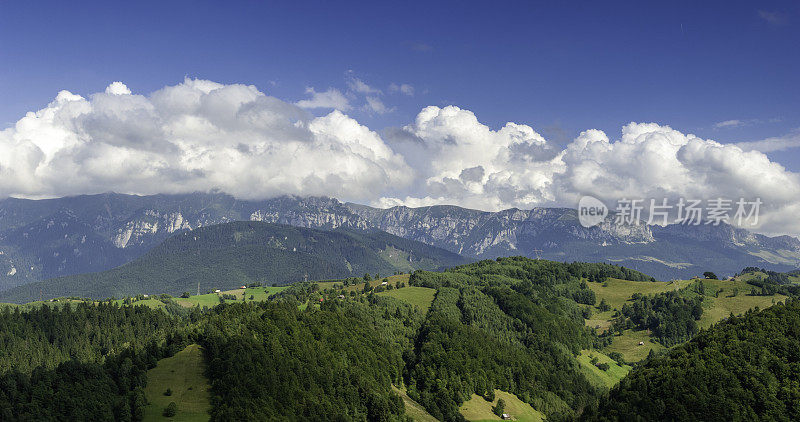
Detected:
left=143, top=344, right=211, bottom=421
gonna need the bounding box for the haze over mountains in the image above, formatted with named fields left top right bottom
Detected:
left=0, top=192, right=799, bottom=292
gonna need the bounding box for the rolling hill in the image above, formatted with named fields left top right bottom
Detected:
left=592, top=299, right=800, bottom=421
left=0, top=221, right=470, bottom=303
left=1, top=257, right=798, bottom=421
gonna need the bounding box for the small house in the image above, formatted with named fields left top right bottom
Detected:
left=501, top=414, right=511, bottom=420
left=214, top=289, right=221, bottom=293
left=638, top=341, right=645, bottom=346
left=381, top=281, right=388, bottom=285
left=338, top=295, right=345, bottom=299
left=240, top=285, right=247, bottom=289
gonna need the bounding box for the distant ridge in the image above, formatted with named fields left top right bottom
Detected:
left=1, top=192, right=799, bottom=290
left=0, top=221, right=470, bottom=303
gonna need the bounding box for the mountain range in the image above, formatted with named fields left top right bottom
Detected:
left=0, top=192, right=799, bottom=291
left=0, top=221, right=469, bottom=303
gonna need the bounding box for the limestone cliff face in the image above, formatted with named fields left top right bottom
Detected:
left=344, top=205, right=656, bottom=257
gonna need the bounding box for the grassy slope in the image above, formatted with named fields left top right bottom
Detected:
left=392, top=386, right=439, bottom=422
left=575, top=350, right=632, bottom=389
left=605, top=329, right=666, bottom=362
left=317, top=273, right=410, bottom=292
left=143, top=344, right=211, bottom=422
left=173, top=286, right=288, bottom=308
left=378, top=286, right=436, bottom=314
left=588, top=278, right=692, bottom=310
left=587, top=276, right=788, bottom=362
left=459, top=390, right=545, bottom=422
left=316, top=274, right=437, bottom=313
left=697, top=277, right=788, bottom=328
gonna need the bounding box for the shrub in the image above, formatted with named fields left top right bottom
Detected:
left=608, top=351, right=626, bottom=366
left=492, top=398, right=506, bottom=416
left=163, top=402, right=177, bottom=417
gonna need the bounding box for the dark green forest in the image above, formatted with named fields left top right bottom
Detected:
left=0, top=258, right=798, bottom=421
left=200, top=299, right=415, bottom=421
left=0, top=303, right=192, bottom=420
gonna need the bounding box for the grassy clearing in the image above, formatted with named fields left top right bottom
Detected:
left=143, top=344, right=210, bottom=422
left=586, top=278, right=686, bottom=362
left=317, top=274, right=411, bottom=293
left=585, top=309, right=615, bottom=333
left=175, top=294, right=220, bottom=308
left=697, top=278, right=788, bottom=328
left=605, top=329, right=665, bottom=363
left=459, top=390, right=544, bottom=422
left=699, top=294, right=787, bottom=328
left=576, top=350, right=631, bottom=389
left=587, top=276, right=787, bottom=361
left=392, top=386, right=438, bottom=422
left=378, top=286, right=436, bottom=313
left=173, top=286, right=288, bottom=308
left=218, top=285, right=287, bottom=301
left=113, top=298, right=166, bottom=309
left=588, top=278, right=690, bottom=310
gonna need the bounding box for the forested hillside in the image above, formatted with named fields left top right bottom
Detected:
left=200, top=299, right=416, bottom=421
left=591, top=299, right=800, bottom=421
left=0, top=222, right=470, bottom=303
left=0, top=303, right=192, bottom=420
left=0, top=258, right=796, bottom=421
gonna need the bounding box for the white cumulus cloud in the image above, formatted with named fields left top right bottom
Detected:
left=3, top=80, right=800, bottom=236
left=382, top=109, right=800, bottom=236
left=0, top=79, right=410, bottom=202
left=382, top=105, right=558, bottom=211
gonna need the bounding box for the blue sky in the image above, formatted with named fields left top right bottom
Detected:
left=2, top=1, right=798, bottom=158
left=2, top=0, right=800, bottom=235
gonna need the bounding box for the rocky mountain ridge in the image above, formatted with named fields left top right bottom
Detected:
left=0, top=192, right=798, bottom=289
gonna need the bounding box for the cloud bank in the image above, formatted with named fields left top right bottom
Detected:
left=0, top=79, right=410, bottom=202
left=2, top=79, right=800, bottom=235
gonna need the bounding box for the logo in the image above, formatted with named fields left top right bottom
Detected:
left=578, top=196, right=608, bottom=228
